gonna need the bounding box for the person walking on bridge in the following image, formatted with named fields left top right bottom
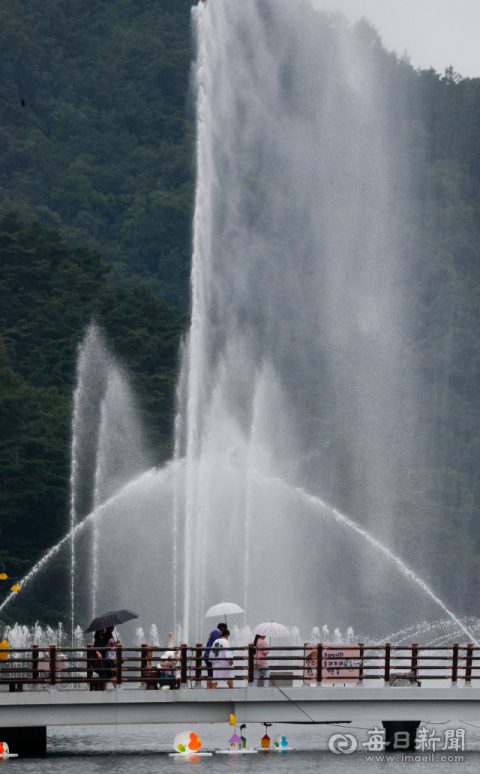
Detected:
left=205, top=622, right=227, bottom=689
left=253, top=633, right=270, bottom=687
left=93, top=629, right=106, bottom=691
left=210, top=628, right=234, bottom=689
left=104, top=626, right=120, bottom=688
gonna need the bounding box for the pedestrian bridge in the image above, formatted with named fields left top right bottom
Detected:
left=2, top=684, right=480, bottom=727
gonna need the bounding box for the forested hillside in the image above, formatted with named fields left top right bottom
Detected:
left=2, top=0, right=480, bottom=622
left=406, top=69, right=480, bottom=612
left=390, top=57, right=480, bottom=613
left=0, top=0, right=194, bottom=310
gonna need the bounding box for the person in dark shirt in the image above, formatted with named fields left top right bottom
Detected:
left=204, top=622, right=227, bottom=689
left=93, top=629, right=106, bottom=691
left=104, top=625, right=120, bottom=687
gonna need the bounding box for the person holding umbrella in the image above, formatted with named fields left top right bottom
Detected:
left=252, top=633, right=270, bottom=688
left=251, top=622, right=289, bottom=688
left=203, top=603, right=243, bottom=689
left=93, top=627, right=120, bottom=690
left=205, top=622, right=227, bottom=689
left=93, top=630, right=106, bottom=691
left=85, top=609, right=138, bottom=689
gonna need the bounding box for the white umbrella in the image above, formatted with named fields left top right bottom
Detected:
left=204, top=602, right=245, bottom=627
left=253, top=622, right=289, bottom=638
left=205, top=602, right=245, bottom=618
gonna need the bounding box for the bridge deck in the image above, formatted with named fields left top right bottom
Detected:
left=1, top=686, right=480, bottom=726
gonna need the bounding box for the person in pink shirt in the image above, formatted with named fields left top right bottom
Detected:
left=253, top=634, right=270, bottom=687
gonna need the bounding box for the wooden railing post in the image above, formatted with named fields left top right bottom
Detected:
left=195, top=643, right=202, bottom=686
left=116, top=645, right=123, bottom=686
left=384, top=642, right=391, bottom=684
left=87, top=644, right=94, bottom=690
left=50, top=644, right=56, bottom=686
left=465, top=643, right=473, bottom=686
left=358, top=642, right=364, bottom=684
left=180, top=643, right=187, bottom=685
left=316, top=643, right=323, bottom=685
left=248, top=644, right=254, bottom=684
left=32, top=644, right=39, bottom=682
left=451, top=642, right=459, bottom=684
left=411, top=642, right=418, bottom=681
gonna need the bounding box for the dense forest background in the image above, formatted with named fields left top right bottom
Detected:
left=0, top=0, right=194, bottom=309
left=1, top=0, right=480, bottom=624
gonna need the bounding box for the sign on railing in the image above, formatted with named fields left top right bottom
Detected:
left=321, top=644, right=361, bottom=683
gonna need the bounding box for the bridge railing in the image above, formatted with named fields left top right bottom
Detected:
left=0, top=642, right=479, bottom=690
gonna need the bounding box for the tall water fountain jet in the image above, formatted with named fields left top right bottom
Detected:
left=67, top=325, right=147, bottom=629
left=90, top=369, right=145, bottom=616
left=174, top=0, right=418, bottom=641
left=69, top=326, right=110, bottom=641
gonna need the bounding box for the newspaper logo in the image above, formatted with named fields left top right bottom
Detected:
left=328, top=733, right=358, bottom=754
left=328, top=726, right=466, bottom=756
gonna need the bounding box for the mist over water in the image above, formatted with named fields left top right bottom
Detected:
left=4, top=0, right=462, bottom=644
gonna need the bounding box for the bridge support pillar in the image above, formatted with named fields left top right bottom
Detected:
left=382, top=721, right=420, bottom=751
left=0, top=726, right=47, bottom=757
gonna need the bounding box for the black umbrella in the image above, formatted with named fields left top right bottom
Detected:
left=84, top=609, right=139, bottom=633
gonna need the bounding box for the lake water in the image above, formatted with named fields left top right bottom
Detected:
left=7, top=721, right=480, bottom=772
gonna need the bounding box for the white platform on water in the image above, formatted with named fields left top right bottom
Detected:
left=1, top=686, right=480, bottom=726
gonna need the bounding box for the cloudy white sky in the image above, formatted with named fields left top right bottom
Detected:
left=311, top=0, right=480, bottom=78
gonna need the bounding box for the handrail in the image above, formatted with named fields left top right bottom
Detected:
left=1, top=642, right=479, bottom=690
